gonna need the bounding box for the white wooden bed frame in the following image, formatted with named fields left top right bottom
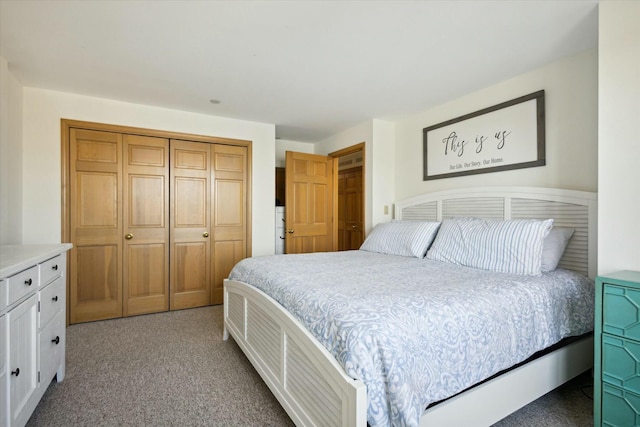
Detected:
left=223, top=186, right=597, bottom=427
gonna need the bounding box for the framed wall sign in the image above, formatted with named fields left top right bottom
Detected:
left=423, top=90, right=545, bottom=181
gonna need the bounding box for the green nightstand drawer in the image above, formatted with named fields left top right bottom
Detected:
left=603, top=383, right=640, bottom=426
left=603, top=334, right=640, bottom=394
left=604, top=284, right=640, bottom=341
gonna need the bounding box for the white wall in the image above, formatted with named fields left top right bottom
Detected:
left=0, top=56, right=23, bottom=244
left=21, top=88, right=276, bottom=256
left=393, top=49, right=598, bottom=202
left=598, top=1, right=640, bottom=274
left=275, top=139, right=315, bottom=167
left=371, top=119, right=395, bottom=226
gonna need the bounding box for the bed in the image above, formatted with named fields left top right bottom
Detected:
left=223, top=186, right=597, bottom=427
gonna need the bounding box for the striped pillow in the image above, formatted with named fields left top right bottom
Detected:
left=426, top=218, right=554, bottom=275
left=360, top=221, right=441, bottom=258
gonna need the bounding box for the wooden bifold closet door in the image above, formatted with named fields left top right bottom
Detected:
left=67, top=124, right=248, bottom=324
left=170, top=141, right=248, bottom=309
left=70, top=130, right=170, bottom=322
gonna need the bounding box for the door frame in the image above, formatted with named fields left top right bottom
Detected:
left=329, top=142, right=366, bottom=245
left=60, top=119, right=253, bottom=324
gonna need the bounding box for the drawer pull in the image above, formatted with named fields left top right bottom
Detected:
left=11, top=368, right=20, bottom=377
left=25, top=278, right=32, bottom=286
left=52, top=296, right=59, bottom=302
left=52, top=336, right=60, bottom=345
left=52, top=264, right=58, bottom=271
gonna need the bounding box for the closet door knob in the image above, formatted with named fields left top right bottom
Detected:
left=203, top=232, right=209, bottom=238
left=287, top=229, right=294, bottom=234
left=11, top=368, right=20, bottom=377
left=125, top=233, right=133, bottom=240
left=52, top=336, right=60, bottom=345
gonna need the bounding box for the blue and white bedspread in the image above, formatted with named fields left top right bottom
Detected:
left=228, top=250, right=594, bottom=427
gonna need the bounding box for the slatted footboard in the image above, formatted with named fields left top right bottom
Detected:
left=223, top=279, right=367, bottom=427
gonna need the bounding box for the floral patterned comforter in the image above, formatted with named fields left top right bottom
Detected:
left=228, top=250, right=594, bottom=427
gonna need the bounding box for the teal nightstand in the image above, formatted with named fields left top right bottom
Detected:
left=595, top=270, right=640, bottom=426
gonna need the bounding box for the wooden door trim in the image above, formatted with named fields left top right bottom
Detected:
left=61, top=118, right=253, bottom=323
left=329, top=142, right=366, bottom=243
left=328, top=142, right=365, bottom=159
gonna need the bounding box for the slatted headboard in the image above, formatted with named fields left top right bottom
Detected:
left=395, top=187, right=597, bottom=279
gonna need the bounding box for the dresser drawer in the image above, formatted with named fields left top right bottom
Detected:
left=40, top=276, right=65, bottom=329
left=0, top=279, right=6, bottom=311
left=603, top=334, right=640, bottom=394
left=7, top=265, right=39, bottom=306
left=40, top=254, right=63, bottom=287
left=603, top=383, right=640, bottom=426
left=603, top=284, right=640, bottom=341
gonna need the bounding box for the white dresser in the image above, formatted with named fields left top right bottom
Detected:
left=275, top=207, right=286, bottom=254
left=0, top=244, right=72, bottom=427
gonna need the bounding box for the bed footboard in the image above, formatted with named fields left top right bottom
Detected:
left=223, top=279, right=367, bottom=427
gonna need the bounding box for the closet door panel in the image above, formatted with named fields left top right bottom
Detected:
left=123, top=135, right=169, bottom=317
left=70, top=128, right=123, bottom=323
left=173, top=242, right=208, bottom=307
left=211, top=145, right=247, bottom=304
left=170, top=140, right=211, bottom=310
left=213, top=240, right=245, bottom=302
left=74, top=245, right=122, bottom=312
left=127, top=244, right=165, bottom=295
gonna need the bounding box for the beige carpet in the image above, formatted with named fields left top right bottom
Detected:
left=27, top=306, right=593, bottom=426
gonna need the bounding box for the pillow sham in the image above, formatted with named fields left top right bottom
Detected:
left=541, top=227, right=575, bottom=272
left=359, top=220, right=441, bottom=258
left=426, top=217, right=553, bottom=275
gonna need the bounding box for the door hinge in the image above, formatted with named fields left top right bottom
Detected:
left=38, top=371, right=40, bottom=383
left=38, top=301, right=41, bottom=312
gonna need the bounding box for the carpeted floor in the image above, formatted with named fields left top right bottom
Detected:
left=27, top=306, right=593, bottom=426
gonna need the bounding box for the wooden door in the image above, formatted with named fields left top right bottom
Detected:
left=342, top=167, right=364, bottom=250
left=211, top=145, right=248, bottom=304
left=69, top=128, right=123, bottom=323
left=285, top=151, right=336, bottom=253
left=170, top=140, right=211, bottom=310
left=122, top=135, right=169, bottom=316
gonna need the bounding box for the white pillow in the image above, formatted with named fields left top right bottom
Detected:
left=426, top=218, right=554, bottom=275
left=541, top=227, right=575, bottom=272
left=360, top=221, right=441, bottom=258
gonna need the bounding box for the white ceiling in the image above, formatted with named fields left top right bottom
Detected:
left=0, top=0, right=598, bottom=142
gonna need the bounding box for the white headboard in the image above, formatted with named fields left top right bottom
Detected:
left=395, top=187, right=597, bottom=279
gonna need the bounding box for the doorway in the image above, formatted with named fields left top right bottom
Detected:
left=329, top=143, right=365, bottom=251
